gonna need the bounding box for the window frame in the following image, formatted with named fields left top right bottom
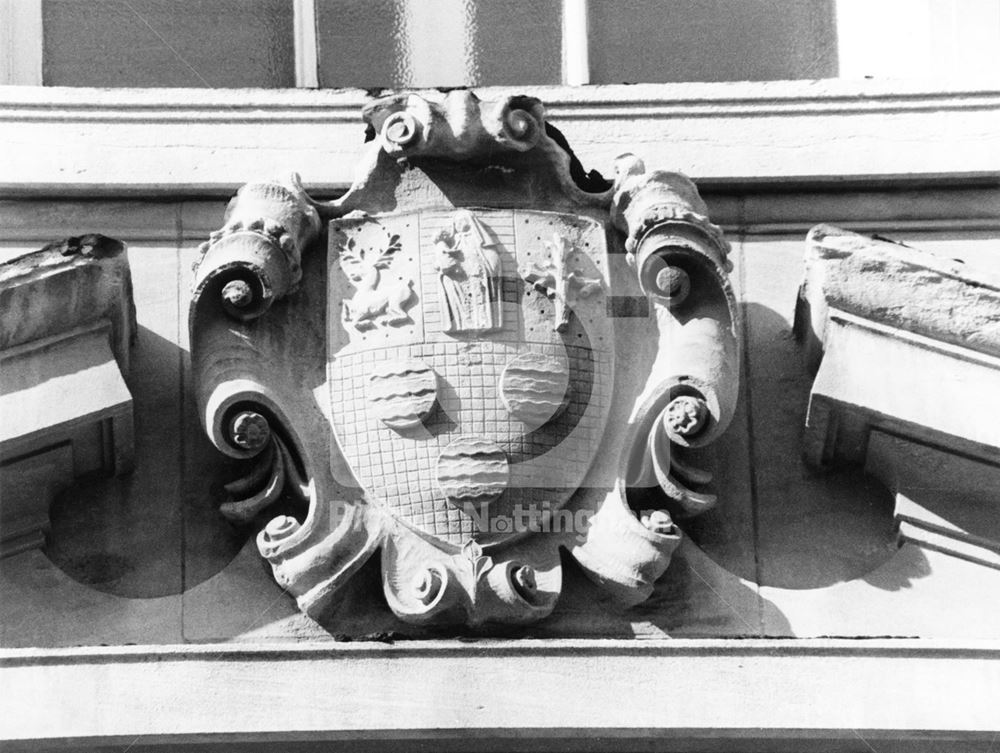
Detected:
left=0, top=0, right=42, bottom=86
left=9, top=0, right=1000, bottom=89
left=1, top=0, right=319, bottom=88
left=2, top=0, right=588, bottom=88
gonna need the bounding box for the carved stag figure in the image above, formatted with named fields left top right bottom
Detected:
left=339, top=231, right=414, bottom=330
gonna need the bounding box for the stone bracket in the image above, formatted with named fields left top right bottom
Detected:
left=798, top=224, right=1000, bottom=572
left=0, top=236, right=136, bottom=558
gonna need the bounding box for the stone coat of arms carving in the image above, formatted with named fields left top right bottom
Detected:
left=189, top=90, right=740, bottom=627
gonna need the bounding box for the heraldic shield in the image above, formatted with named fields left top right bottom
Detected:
left=190, top=90, right=740, bottom=629
left=328, top=208, right=613, bottom=547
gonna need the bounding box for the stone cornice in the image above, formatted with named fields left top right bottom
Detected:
left=2, top=639, right=998, bottom=745
left=4, top=79, right=1000, bottom=118
left=2, top=81, right=999, bottom=196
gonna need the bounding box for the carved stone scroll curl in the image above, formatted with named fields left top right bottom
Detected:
left=612, top=156, right=741, bottom=519
left=192, top=177, right=320, bottom=322
left=364, top=91, right=544, bottom=162
left=190, top=90, right=741, bottom=629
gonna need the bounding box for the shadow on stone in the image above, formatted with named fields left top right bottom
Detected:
left=742, top=301, right=900, bottom=590
left=45, top=324, right=249, bottom=597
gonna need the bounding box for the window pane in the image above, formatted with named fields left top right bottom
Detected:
left=42, top=0, right=295, bottom=88
left=317, top=0, right=562, bottom=88
left=468, top=0, right=562, bottom=85
left=837, top=0, right=1000, bottom=80
left=316, top=0, right=399, bottom=88
left=588, top=0, right=838, bottom=84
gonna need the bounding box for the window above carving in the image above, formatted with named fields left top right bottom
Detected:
left=4, top=0, right=999, bottom=88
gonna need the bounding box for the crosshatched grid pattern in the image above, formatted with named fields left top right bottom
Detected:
left=327, top=209, right=614, bottom=546
left=330, top=342, right=610, bottom=545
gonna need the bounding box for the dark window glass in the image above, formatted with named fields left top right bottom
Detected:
left=42, top=0, right=295, bottom=87
left=588, top=0, right=838, bottom=84
left=467, top=0, right=562, bottom=85
left=316, top=0, right=399, bottom=88
left=316, top=0, right=562, bottom=88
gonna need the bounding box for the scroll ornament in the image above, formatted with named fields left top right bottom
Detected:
left=610, top=155, right=740, bottom=518
left=189, top=90, right=741, bottom=627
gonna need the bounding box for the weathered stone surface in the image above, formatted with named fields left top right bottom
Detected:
left=797, top=225, right=1000, bottom=468
left=189, top=90, right=741, bottom=628
left=868, top=431, right=1000, bottom=572
left=797, top=224, right=1000, bottom=583
left=0, top=236, right=136, bottom=558
left=2, top=205, right=998, bottom=649
left=0, top=234, right=135, bottom=372
left=797, top=223, right=1000, bottom=370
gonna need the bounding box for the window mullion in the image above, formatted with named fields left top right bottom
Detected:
left=1, top=0, right=43, bottom=86
left=294, top=0, right=319, bottom=88
left=562, top=0, right=589, bottom=86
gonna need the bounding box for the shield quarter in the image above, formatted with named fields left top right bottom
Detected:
left=328, top=208, right=614, bottom=547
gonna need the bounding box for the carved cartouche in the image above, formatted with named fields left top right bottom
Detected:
left=189, top=90, right=741, bottom=628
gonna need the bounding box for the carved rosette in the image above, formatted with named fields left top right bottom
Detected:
left=189, top=90, right=741, bottom=628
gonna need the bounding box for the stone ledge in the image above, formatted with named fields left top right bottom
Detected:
left=1, top=639, right=998, bottom=746
left=0, top=236, right=136, bottom=557
left=2, top=81, right=999, bottom=195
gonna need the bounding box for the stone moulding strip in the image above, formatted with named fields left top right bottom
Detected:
left=1, top=639, right=999, bottom=744
left=2, top=81, right=1000, bottom=195
left=4, top=81, right=1000, bottom=120
left=897, top=514, right=1000, bottom=571
left=3, top=637, right=1000, bottom=663
left=4, top=187, right=1000, bottom=246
